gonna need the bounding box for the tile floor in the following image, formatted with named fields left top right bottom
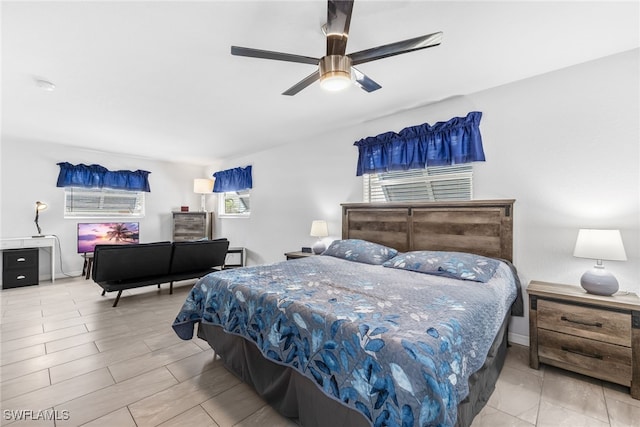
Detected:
left=1, top=275, right=639, bottom=426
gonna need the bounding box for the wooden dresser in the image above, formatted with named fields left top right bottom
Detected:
left=528, top=280, right=639, bottom=399
left=172, top=212, right=208, bottom=242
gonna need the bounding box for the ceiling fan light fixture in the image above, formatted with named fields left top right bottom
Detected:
left=231, top=1, right=442, bottom=95
left=320, top=71, right=351, bottom=91
left=319, top=55, right=352, bottom=92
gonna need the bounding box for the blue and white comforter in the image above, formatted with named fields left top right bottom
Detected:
left=172, top=255, right=518, bottom=427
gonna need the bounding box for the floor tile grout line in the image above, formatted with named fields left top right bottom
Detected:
left=4, top=276, right=632, bottom=426
left=0, top=335, right=97, bottom=377
left=52, top=366, right=178, bottom=426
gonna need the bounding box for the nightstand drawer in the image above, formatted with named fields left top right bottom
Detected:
left=537, top=299, right=631, bottom=347
left=538, top=329, right=632, bottom=386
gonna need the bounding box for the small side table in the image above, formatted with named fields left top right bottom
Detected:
left=223, top=247, right=246, bottom=269
left=284, top=251, right=314, bottom=260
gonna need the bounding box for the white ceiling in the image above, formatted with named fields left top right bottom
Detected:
left=2, top=1, right=638, bottom=165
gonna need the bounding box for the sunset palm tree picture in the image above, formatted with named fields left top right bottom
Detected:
left=105, top=223, right=137, bottom=242
left=77, top=222, right=140, bottom=253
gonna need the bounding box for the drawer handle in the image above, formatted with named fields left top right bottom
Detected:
left=16, top=275, right=26, bottom=280
left=560, top=315, right=602, bottom=328
left=561, top=346, right=603, bottom=360
left=17, top=258, right=26, bottom=262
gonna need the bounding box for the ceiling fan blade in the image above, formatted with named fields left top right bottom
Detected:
left=231, top=46, right=319, bottom=65
left=282, top=71, right=320, bottom=96
left=349, top=31, right=443, bottom=66
left=352, top=67, right=381, bottom=93
left=326, top=0, right=354, bottom=56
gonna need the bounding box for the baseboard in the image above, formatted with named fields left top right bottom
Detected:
left=508, top=331, right=529, bottom=347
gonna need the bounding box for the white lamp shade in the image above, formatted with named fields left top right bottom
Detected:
left=193, top=178, right=213, bottom=194
left=310, top=220, right=329, bottom=238
left=573, top=229, right=627, bottom=261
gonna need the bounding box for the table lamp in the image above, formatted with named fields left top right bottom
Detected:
left=573, top=229, right=627, bottom=296
left=33, top=201, right=48, bottom=237
left=310, top=220, right=329, bottom=254
left=193, top=179, right=214, bottom=212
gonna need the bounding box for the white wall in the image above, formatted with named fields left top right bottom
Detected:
left=0, top=138, right=209, bottom=278
left=1, top=50, right=636, bottom=344
left=216, top=49, right=639, bottom=343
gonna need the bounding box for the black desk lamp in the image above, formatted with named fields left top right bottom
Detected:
left=34, top=201, right=48, bottom=237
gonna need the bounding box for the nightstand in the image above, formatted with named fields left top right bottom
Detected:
left=2, top=248, right=39, bottom=289
left=284, top=251, right=314, bottom=260
left=527, top=280, right=640, bottom=399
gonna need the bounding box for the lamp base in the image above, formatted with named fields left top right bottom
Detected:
left=200, top=194, right=207, bottom=213
left=312, top=240, right=326, bottom=255
left=580, top=267, right=619, bottom=296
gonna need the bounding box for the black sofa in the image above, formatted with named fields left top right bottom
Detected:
left=91, top=239, right=229, bottom=307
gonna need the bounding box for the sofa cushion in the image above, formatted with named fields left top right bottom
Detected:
left=169, top=239, right=229, bottom=276
left=92, top=242, right=173, bottom=283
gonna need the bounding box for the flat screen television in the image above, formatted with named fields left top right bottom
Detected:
left=77, top=222, right=140, bottom=254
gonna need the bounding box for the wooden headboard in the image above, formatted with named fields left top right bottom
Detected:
left=341, top=199, right=515, bottom=262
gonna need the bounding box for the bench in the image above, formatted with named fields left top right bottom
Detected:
left=91, top=239, right=229, bottom=307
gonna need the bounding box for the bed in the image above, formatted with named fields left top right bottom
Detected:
left=172, top=200, right=523, bottom=427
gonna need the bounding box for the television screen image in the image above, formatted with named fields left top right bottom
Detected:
left=77, top=222, right=140, bottom=254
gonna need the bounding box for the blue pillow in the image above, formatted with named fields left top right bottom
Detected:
left=322, top=239, right=398, bottom=265
left=383, top=251, right=500, bottom=283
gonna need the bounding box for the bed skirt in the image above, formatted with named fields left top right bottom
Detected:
left=196, top=315, right=509, bottom=427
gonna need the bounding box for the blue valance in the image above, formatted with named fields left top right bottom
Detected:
left=56, top=162, right=151, bottom=192
left=354, top=111, right=486, bottom=176
left=213, top=166, right=253, bottom=193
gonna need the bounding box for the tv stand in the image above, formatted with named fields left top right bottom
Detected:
left=81, top=253, right=94, bottom=279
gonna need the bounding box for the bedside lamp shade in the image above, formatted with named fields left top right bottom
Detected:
left=193, top=179, right=214, bottom=212
left=573, top=229, right=627, bottom=296
left=193, top=179, right=214, bottom=194
left=310, top=220, right=329, bottom=254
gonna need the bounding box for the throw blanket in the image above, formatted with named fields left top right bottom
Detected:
left=173, top=255, right=518, bottom=427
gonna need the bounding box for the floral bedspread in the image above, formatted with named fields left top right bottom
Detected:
left=172, top=255, right=518, bottom=427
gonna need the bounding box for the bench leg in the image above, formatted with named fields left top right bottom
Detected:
left=157, top=284, right=161, bottom=289
left=170, top=281, right=174, bottom=295
left=112, top=290, right=122, bottom=307
left=101, top=290, right=106, bottom=296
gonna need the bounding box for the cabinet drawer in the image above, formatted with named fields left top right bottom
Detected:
left=3, top=249, right=38, bottom=269
left=176, top=217, right=205, bottom=225
left=537, top=299, right=630, bottom=346
left=3, top=269, right=39, bottom=288
left=538, top=329, right=632, bottom=386
left=174, top=214, right=205, bottom=225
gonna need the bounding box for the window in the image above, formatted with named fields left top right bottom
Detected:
left=64, top=187, right=145, bottom=218
left=218, top=190, right=250, bottom=217
left=363, top=165, right=473, bottom=202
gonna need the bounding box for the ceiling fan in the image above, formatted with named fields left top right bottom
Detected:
left=230, top=0, right=442, bottom=96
